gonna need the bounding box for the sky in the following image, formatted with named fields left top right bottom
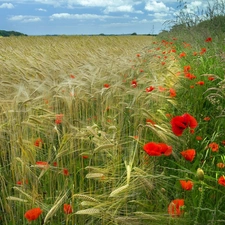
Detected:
left=0, top=0, right=214, bottom=35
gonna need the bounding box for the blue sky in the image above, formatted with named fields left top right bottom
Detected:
left=0, top=0, right=212, bottom=35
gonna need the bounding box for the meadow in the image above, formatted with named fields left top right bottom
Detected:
left=0, top=30, right=225, bottom=225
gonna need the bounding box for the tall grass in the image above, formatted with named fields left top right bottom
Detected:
left=0, top=35, right=180, bottom=224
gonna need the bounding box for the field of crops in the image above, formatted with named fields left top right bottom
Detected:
left=1, top=32, right=225, bottom=225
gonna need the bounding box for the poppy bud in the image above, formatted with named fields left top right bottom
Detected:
left=196, top=168, right=204, bottom=181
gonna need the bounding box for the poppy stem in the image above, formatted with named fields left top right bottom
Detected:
left=194, top=181, right=205, bottom=225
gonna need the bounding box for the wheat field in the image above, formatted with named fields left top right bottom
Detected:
left=0, top=35, right=180, bottom=224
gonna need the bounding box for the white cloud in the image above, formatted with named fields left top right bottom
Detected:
left=9, top=15, right=41, bottom=22
left=104, top=5, right=134, bottom=13
left=145, top=1, right=169, bottom=12
left=49, top=13, right=117, bottom=21
left=36, top=8, right=47, bottom=12
left=0, top=3, right=14, bottom=8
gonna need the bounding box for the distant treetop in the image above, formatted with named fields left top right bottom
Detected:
left=0, top=30, right=27, bottom=37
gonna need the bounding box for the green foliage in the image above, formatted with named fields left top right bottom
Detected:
left=0, top=30, right=27, bottom=37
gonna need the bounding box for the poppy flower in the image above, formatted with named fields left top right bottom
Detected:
left=136, top=53, right=141, bottom=57
left=208, top=76, right=215, bottom=81
left=196, top=81, right=204, bottom=85
left=196, top=136, right=203, bottom=141
left=146, top=119, right=155, bottom=126
left=218, top=176, right=225, bottom=186
left=34, top=138, right=43, bottom=147
left=24, top=208, right=42, bottom=221
left=180, top=149, right=196, bottom=162
left=179, top=180, right=193, bottom=190
left=131, top=79, right=137, bottom=88
left=209, top=142, right=219, bottom=152
left=63, top=168, right=69, bottom=176
left=221, top=140, right=225, bottom=146
left=203, top=117, right=210, bottom=121
left=169, top=88, right=176, bottom=97
left=70, top=74, right=75, bottom=79
left=185, top=73, right=196, bottom=80
left=104, top=83, right=110, bottom=88
left=205, top=37, right=212, bottom=42
left=143, top=142, right=172, bottom=156
left=63, top=204, right=73, bottom=214
left=55, top=114, right=63, bottom=124
left=35, top=161, right=49, bottom=169
left=171, top=113, right=198, bottom=136
left=168, top=199, right=184, bottom=217
left=158, top=86, right=166, bottom=92
left=200, top=48, right=207, bottom=55
left=217, top=163, right=225, bottom=169
left=183, top=65, right=191, bottom=73
left=193, top=51, right=198, bottom=56
left=146, top=86, right=155, bottom=92
left=179, top=52, right=186, bottom=58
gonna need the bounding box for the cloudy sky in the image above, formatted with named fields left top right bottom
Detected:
left=0, top=0, right=213, bottom=35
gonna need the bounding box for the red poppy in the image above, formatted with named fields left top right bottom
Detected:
left=168, top=199, right=184, bottom=217
left=63, top=168, right=69, bottom=176
left=169, top=88, right=176, bottom=97
left=190, top=85, right=195, bottom=89
left=55, top=114, right=63, bottom=124
left=158, top=86, right=166, bottom=92
left=205, top=37, right=212, bottom=42
left=208, top=76, right=215, bottom=81
left=161, top=61, right=166, bottom=66
left=131, top=79, right=137, bottom=88
left=180, top=149, right=196, bottom=162
left=179, top=180, right=193, bottom=190
left=143, top=142, right=172, bottom=156
left=179, top=52, right=186, bottom=58
left=218, top=176, right=225, bottom=186
left=136, top=53, right=141, bottom=57
left=204, top=117, right=210, bottom=121
left=193, top=52, right=198, bottom=56
left=196, top=136, right=203, bottom=141
left=146, top=119, right=155, bottom=126
left=146, top=86, right=155, bottom=92
left=196, top=81, right=204, bottom=85
left=185, top=73, right=196, bottom=80
left=34, top=138, right=43, bottom=147
left=217, top=163, right=225, bottom=169
left=209, top=142, right=219, bottom=152
left=35, top=161, right=49, bottom=169
left=70, top=74, right=75, bottom=79
left=63, top=204, right=73, bottom=214
left=104, top=83, right=110, bottom=88
left=221, top=140, right=225, bottom=146
left=183, top=65, right=191, bottom=73
left=24, top=208, right=42, bottom=221
left=200, top=48, right=207, bottom=55
left=139, top=69, right=144, bottom=73
left=171, top=113, right=198, bottom=136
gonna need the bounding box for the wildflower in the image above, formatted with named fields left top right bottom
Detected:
left=104, top=83, right=110, bottom=88
left=180, top=149, right=196, bottom=162
left=63, top=204, right=73, bottom=214
left=53, top=162, right=57, bottom=167
left=185, top=73, right=196, bottom=80
left=139, top=69, right=144, bottom=73
left=146, top=119, right=155, bottom=126
left=158, top=86, right=166, bottom=92
left=24, top=208, right=42, bottom=221
left=146, top=86, right=155, bottom=92
left=36, top=161, right=49, bottom=169
left=179, top=180, right=193, bottom=190
left=204, top=117, right=210, bottom=121
left=208, top=76, right=215, bottom=81
left=34, top=138, right=43, bottom=147
left=168, top=199, right=184, bottom=217
left=171, top=113, right=198, bottom=136
left=221, top=140, right=225, bottom=146
left=17, top=181, right=22, bottom=185
left=209, top=142, right=219, bottom=152
left=183, top=65, right=191, bottom=73
left=179, top=52, right=186, bottom=58
left=131, top=79, right=137, bottom=88
left=161, top=61, right=166, bottom=66
left=143, top=142, right=172, bottom=156
left=136, top=53, right=141, bottom=57
left=82, top=155, right=89, bottom=159
left=169, top=88, right=176, bottom=97
left=218, top=176, right=225, bottom=186
left=55, top=114, right=63, bottom=124
left=70, top=74, right=75, bottom=79
left=205, top=37, right=212, bottom=42
left=63, top=168, right=69, bottom=176
left=196, top=168, right=204, bottom=180
left=200, top=48, right=207, bottom=55
left=196, top=81, right=204, bottom=85
left=217, top=163, right=225, bottom=169
left=196, top=136, right=203, bottom=141
left=193, top=51, right=198, bottom=56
